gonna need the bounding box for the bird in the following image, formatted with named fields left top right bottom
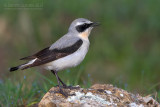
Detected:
left=9, top=18, right=99, bottom=96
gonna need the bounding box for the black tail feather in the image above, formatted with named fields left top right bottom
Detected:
left=9, top=66, right=19, bottom=72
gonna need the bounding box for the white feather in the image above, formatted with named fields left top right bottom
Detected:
left=20, top=58, right=37, bottom=69
left=43, top=40, right=90, bottom=71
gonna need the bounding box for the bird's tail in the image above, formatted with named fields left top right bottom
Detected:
left=9, top=66, right=20, bottom=72
left=9, top=64, right=29, bottom=72
left=9, top=59, right=37, bottom=72
left=9, top=63, right=30, bottom=72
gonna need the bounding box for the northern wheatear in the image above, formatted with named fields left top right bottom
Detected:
left=10, top=18, right=99, bottom=96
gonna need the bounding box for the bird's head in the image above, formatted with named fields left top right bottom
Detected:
left=69, top=18, right=99, bottom=40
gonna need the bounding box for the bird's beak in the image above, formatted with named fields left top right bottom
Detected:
left=91, top=22, right=100, bottom=27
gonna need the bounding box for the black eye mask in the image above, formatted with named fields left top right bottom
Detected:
left=76, top=23, right=92, bottom=33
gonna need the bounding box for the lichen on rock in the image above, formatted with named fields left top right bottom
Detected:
left=38, top=84, right=160, bottom=107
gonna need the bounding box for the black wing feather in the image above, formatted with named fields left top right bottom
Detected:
left=22, top=39, right=83, bottom=69
left=20, top=47, right=49, bottom=60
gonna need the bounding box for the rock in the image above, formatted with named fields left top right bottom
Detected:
left=38, top=84, right=160, bottom=107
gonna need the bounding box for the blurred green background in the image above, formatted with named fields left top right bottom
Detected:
left=0, top=0, right=160, bottom=106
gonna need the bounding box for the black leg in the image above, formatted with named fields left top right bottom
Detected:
left=51, top=70, right=79, bottom=91
left=54, top=71, right=61, bottom=87
left=53, top=71, right=68, bottom=97
left=51, top=70, right=67, bottom=87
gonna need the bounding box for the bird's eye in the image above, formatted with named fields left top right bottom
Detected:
left=76, top=23, right=91, bottom=33
left=84, top=24, right=88, bottom=28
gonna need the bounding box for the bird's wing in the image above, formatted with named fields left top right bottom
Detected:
left=20, top=47, right=49, bottom=60
left=49, top=34, right=80, bottom=50
left=21, top=38, right=83, bottom=69
left=20, top=35, right=80, bottom=60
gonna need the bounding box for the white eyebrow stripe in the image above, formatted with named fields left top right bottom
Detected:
left=76, top=21, right=93, bottom=26
left=76, top=22, right=83, bottom=26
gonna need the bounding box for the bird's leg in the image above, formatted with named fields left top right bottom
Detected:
left=51, top=70, right=79, bottom=90
left=53, top=71, right=68, bottom=97
left=51, top=70, right=67, bottom=88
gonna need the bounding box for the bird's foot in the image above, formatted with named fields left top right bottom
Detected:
left=54, top=85, right=80, bottom=97
left=63, top=85, right=80, bottom=89
left=61, top=83, right=67, bottom=88
left=58, top=88, right=68, bottom=98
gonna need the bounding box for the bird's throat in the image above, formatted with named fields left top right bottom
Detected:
left=79, top=30, right=90, bottom=40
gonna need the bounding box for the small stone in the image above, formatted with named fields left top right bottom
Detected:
left=105, top=90, right=112, bottom=94
left=120, top=93, right=124, bottom=97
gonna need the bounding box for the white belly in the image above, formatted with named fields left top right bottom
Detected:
left=43, top=41, right=89, bottom=71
